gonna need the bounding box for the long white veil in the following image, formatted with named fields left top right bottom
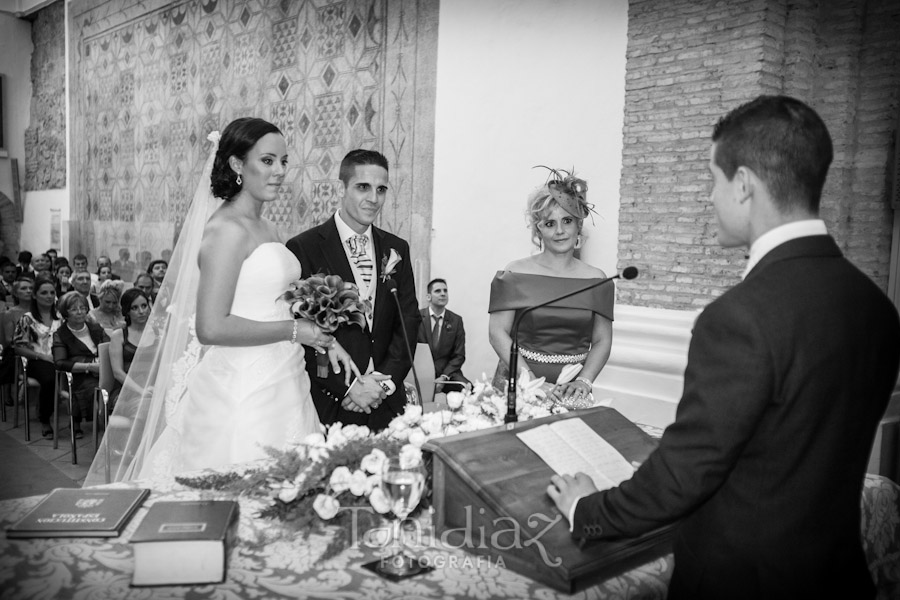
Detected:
left=84, top=132, right=223, bottom=486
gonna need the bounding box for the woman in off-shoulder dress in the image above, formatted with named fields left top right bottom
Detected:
left=489, top=169, right=613, bottom=409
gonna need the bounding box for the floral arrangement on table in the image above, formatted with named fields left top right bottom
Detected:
left=176, top=372, right=571, bottom=560
left=281, top=273, right=371, bottom=376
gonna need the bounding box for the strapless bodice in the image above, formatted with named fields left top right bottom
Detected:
left=230, top=242, right=302, bottom=321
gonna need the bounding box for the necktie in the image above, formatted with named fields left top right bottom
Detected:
left=348, top=234, right=373, bottom=286
left=431, top=314, right=441, bottom=347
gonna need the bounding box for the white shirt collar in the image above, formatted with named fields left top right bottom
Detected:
left=743, top=219, right=827, bottom=279
left=335, top=210, right=373, bottom=244
left=429, top=307, right=445, bottom=320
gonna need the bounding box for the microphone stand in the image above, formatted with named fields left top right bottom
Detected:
left=505, top=268, right=637, bottom=426
left=385, top=279, right=423, bottom=406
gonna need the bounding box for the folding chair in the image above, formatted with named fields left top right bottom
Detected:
left=93, top=341, right=114, bottom=453
left=53, top=369, right=78, bottom=464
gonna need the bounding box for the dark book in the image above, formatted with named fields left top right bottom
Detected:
left=130, top=500, right=240, bottom=587
left=6, top=487, right=150, bottom=539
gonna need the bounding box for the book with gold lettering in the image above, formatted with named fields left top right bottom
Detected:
left=6, top=487, right=150, bottom=539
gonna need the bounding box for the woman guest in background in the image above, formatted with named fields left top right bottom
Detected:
left=54, top=263, right=74, bottom=298
left=97, top=264, right=114, bottom=285
left=90, top=280, right=126, bottom=333
left=0, top=277, right=34, bottom=406
left=86, top=117, right=358, bottom=485
left=107, top=287, right=151, bottom=408
left=53, top=292, right=109, bottom=438
left=488, top=168, right=614, bottom=408
left=12, top=275, right=61, bottom=438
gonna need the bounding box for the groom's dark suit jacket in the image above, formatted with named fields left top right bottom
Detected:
left=572, top=235, right=900, bottom=599
left=286, top=215, right=421, bottom=432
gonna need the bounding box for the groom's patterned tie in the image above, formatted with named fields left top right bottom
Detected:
left=348, top=234, right=373, bottom=286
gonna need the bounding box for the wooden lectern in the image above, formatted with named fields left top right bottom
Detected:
left=423, top=407, right=675, bottom=593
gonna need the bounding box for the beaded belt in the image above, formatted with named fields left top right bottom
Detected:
left=520, top=347, right=588, bottom=364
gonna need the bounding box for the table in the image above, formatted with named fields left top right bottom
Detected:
left=1, top=475, right=898, bottom=599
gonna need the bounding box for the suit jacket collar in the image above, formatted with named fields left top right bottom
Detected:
left=745, top=234, right=840, bottom=281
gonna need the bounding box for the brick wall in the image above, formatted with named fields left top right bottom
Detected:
left=617, top=0, right=900, bottom=309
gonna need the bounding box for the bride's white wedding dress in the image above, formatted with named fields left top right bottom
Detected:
left=140, top=242, right=321, bottom=480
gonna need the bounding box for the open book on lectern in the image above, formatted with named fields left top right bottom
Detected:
left=517, top=417, right=635, bottom=490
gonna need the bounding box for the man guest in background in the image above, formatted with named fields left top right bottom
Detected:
left=287, top=149, right=420, bottom=432
left=72, top=269, right=100, bottom=312
left=548, top=95, right=900, bottom=600
left=418, top=278, right=470, bottom=393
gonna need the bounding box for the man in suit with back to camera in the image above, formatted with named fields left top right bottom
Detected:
left=287, top=149, right=420, bottom=432
left=548, top=95, right=900, bottom=600
left=418, top=278, right=470, bottom=393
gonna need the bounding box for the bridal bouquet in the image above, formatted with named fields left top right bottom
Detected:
left=281, top=273, right=371, bottom=376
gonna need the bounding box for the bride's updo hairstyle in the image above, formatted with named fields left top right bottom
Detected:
left=526, top=166, right=593, bottom=248
left=210, top=117, right=282, bottom=200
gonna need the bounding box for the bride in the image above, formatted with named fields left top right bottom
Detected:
left=85, top=118, right=358, bottom=485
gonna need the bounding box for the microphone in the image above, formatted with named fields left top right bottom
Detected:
left=384, top=278, right=423, bottom=406
left=505, top=266, right=639, bottom=425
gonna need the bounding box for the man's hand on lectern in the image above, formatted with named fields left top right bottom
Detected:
left=547, top=473, right=598, bottom=525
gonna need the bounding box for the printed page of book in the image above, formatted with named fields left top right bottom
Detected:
left=517, top=418, right=634, bottom=491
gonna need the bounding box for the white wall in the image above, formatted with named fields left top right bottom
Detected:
left=431, top=0, right=629, bottom=378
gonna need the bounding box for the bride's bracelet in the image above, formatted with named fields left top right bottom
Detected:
left=290, top=320, right=299, bottom=344
left=574, top=376, right=593, bottom=388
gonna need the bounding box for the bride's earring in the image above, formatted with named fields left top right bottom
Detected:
left=236, top=174, right=242, bottom=186
left=575, top=235, right=583, bottom=249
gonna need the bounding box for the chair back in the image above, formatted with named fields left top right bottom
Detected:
left=405, top=342, right=436, bottom=405
left=97, top=342, right=114, bottom=392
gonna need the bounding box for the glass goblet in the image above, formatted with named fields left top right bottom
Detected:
left=376, top=455, right=426, bottom=576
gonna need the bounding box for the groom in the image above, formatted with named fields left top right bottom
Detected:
left=287, top=149, right=421, bottom=432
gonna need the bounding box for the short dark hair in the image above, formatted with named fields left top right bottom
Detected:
left=427, top=278, right=447, bottom=293
left=712, top=95, right=832, bottom=214
left=133, top=272, right=153, bottom=287
left=211, top=117, right=282, bottom=200
left=147, top=259, right=168, bottom=274
left=73, top=253, right=88, bottom=263
left=339, top=149, right=389, bottom=185
left=121, top=287, right=151, bottom=326
left=18, top=251, right=32, bottom=263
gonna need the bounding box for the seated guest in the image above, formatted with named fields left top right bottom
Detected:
left=71, top=269, right=99, bottom=311
left=146, top=259, right=167, bottom=300
left=12, top=275, right=61, bottom=438
left=0, top=259, right=17, bottom=303
left=31, top=253, right=53, bottom=278
left=107, top=288, right=152, bottom=407
left=45, top=248, right=58, bottom=271
left=53, top=292, right=109, bottom=438
left=54, top=263, right=74, bottom=298
left=97, top=265, right=114, bottom=285
left=547, top=96, right=900, bottom=600
left=0, top=277, right=34, bottom=405
left=16, top=250, right=34, bottom=278
left=417, top=278, right=470, bottom=393
left=132, top=273, right=154, bottom=301
left=90, top=280, right=126, bottom=333
left=488, top=168, right=613, bottom=408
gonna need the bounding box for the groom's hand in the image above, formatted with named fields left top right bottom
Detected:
left=342, top=374, right=388, bottom=413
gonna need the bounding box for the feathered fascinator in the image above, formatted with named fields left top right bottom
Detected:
left=534, top=165, right=595, bottom=220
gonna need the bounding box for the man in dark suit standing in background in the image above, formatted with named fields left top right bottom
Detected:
left=548, top=95, right=900, bottom=599
left=287, top=149, right=420, bottom=432
left=418, top=278, right=470, bottom=392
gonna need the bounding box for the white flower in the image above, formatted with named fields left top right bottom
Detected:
left=365, top=474, right=381, bottom=494
left=368, top=487, right=391, bottom=514
left=407, top=429, right=427, bottom=448
left=207, top=130, right=221, bottom=144
left=340, top=424, right=369, bottom=441
left=348, top=469, right=369, bottom=496
left=399, top=444, right=423, bottom=468
left=389, top=417, right=409, bottom=432
left=420, top=412, right=444, bottom=435
left=402, top=405, right=423, bottom=423
left=326, top=424, right=347, bottom=447
left=303, top=432, right=326, bottom=447
left=446, top=391, right=465, bottom=410
left=329, top=466, right=352, bottom=493
left=444, top=425, right=460, bottom=437
left=277, top=480, right=301, bottom=503
left=313, top=494, right=340, bottom=520
left=360, top=448, right=388, bottom=475
left=381, top=248, right=402, bottom=281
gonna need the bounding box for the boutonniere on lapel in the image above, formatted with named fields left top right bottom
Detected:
left=380, top=248, right=402, bottom=283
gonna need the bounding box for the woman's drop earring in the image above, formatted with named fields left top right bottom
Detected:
left=236, top=174, right=242, bottom=186
left=575, top=235, right=583, bottom=249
